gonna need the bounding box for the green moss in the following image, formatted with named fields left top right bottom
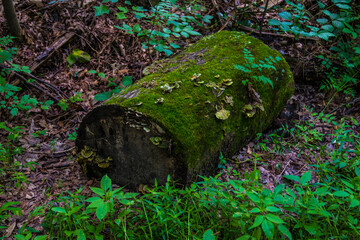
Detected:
left=106, top=31, right=294, bottom=170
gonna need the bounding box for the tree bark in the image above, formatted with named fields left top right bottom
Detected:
left=76, top=31, right=295, bottom=189
left=2, top=0, right=23, bottom=40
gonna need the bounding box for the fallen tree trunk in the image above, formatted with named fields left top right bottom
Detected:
left=76, top=31, right=294, bottom=189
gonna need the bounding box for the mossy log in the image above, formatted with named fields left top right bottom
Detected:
left=76, top=31, right=294, bottom=189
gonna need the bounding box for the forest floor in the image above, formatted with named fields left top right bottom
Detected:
left=0, top=0, right=359, bottom=237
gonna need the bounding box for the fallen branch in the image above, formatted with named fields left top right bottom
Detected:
left=236, top=24, right=319, bottom=41
left=29, top=32, right=75, bottom=72
left=0, top=63, right=68, bottom=101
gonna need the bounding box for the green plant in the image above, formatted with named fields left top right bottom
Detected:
left=68, top=131, right=77, bottom=141
left=267, top=0, right=359, bottom=97
left=0, top=122, right=24, bottom=164
left=95, top=0, right=212, bottom=56
left=57, top=92, right=83, bottom=111
left=268, top=0, right=357, bottom=40
left=0, top=201, right=21, bottom=237
left=94, top=75, right=133, bottom=101
left=0, top=36, right=55, bottom=116
left=31, top=130, right=47, bottom=138
left=234, top=48, right=282, bottom=88
left=66, top=49, right=91, bottom=66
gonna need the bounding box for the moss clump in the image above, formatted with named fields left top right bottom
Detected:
left=105, top=31, right=294, bottom=177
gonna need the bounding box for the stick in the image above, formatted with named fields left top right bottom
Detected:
left=29, top=32, right=75, bottom=72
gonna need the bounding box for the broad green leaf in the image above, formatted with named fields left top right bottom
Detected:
left=163, top=49, right=173, bottom=56
left=318, top=1, right=325, bottom=8
left=134, top=11, right=147, bottom=19
left=350, top=199, right=360, bottom=208
left=333, top=191, right=350, bottom=197
left=268, top=19, right=281, bottom=25
left=90, top=187, right=106, bottom=196
left=236, top=235, right=251, bottom=240
left=180, top=31, right=190, bottom=38
left=202, top=15, right=213, bottom=23
left=202, top=229, right=215, bottom=240
left=332, top=20, right=344, bottom=29
left=322, top=10, right=331, bottom=16
left=133, top=24, right=142, bottom=33
left=304, top=224, right=317, bottom=235
left=356, top=167, right=360, bottom=178
left=87, top=199, right=104, bottom=209
left=300, top=171, right=311, bottom=185
left=34, top=236, right=49, bottom=240
left=163, top=28, right=171, bottom=34
left=94, top=5, right=109, bottom=16
left=266, top=214, right=285, bottom=224
left=266, top=206, right=281, bottom=212
left=186, top=30, right=202, bottom=36
left=88, top=70, right=97, bottom=74
left=279, top=11, right=292, bottom=20
left=75, top=229, right=86, bottom=240
left=96, top=203, right=108, bottom=221
left=277, top=224, right=292, bottom=240
left=316, top=18, right=328, bottom=24
left=250, top=208, right=261, bottom=213
left=321, top=25, right=334, bottom=32
left=249, top=215, right=264, bottom=229
left=329, top=13, right=339, bottom=20
left=122, top=76, right=133, bottom=86
left=14, top=235, right=26, bottom=240
left=98, top=72, right=105, bottom=78
left=170, top=42, right=180, bottom=49
left=10, top=107, right=18, bottom=116
left=261, top=220, right=274, bottom=239
left=52, top=207, right=67, bottom=214
left=115, top=219, right=121, bottom=226
left=116, top=12, right=127, bottom=19
left=332, top=0, right=351, bottom=2
left=86, top=197, right=102, bottom=203
left=101, top=174, right=112, bottom=191
left=336, top=3, right=351, bottom=9
left=117, top=6, right=128, bottom=13
left=318, top=32, right=335, bottom=41
left=68, top=205, right=83, bottom=215
left=284, top=175, right=300, bottom=182
left=247, top=193, right=260, bottom=203
left=94, top=92, right=112, bottom=101
left=313, top=186, right=329, bottom=196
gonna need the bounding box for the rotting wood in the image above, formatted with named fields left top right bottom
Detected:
left=76, top=31, right=295, bottom=189
left=29, top=32, right=75, bottom=72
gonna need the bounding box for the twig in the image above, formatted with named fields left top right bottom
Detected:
left=275, top=159, right=292, bottom=182
left=29, top=32, right=75, bottom=73
left=259, top=0, right=270, bottom=34
left=329, top=97, right=360, bottom=114
left=0, top=63, right=69, bottom=100
left=211, top=0, right=225, bottom=26
left=19, top=69, right=69, bottom=100
left=217, top=10, right=235, bottom=32
left=3, top=68, right=61, bottom=102
left=45, top=162, right=72, bottom=169
left=236, top=24, right=319, bottom=40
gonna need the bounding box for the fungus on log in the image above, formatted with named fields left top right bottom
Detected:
left=76, top=31, right=294, bottom=189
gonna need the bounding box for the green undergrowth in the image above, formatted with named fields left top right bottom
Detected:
left=9, top=111, right=360, bottom=240
left=267, top=0, right=359, bottom=98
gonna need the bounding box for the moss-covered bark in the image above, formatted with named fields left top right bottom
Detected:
left=76, top=31, right=294, bottom=188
